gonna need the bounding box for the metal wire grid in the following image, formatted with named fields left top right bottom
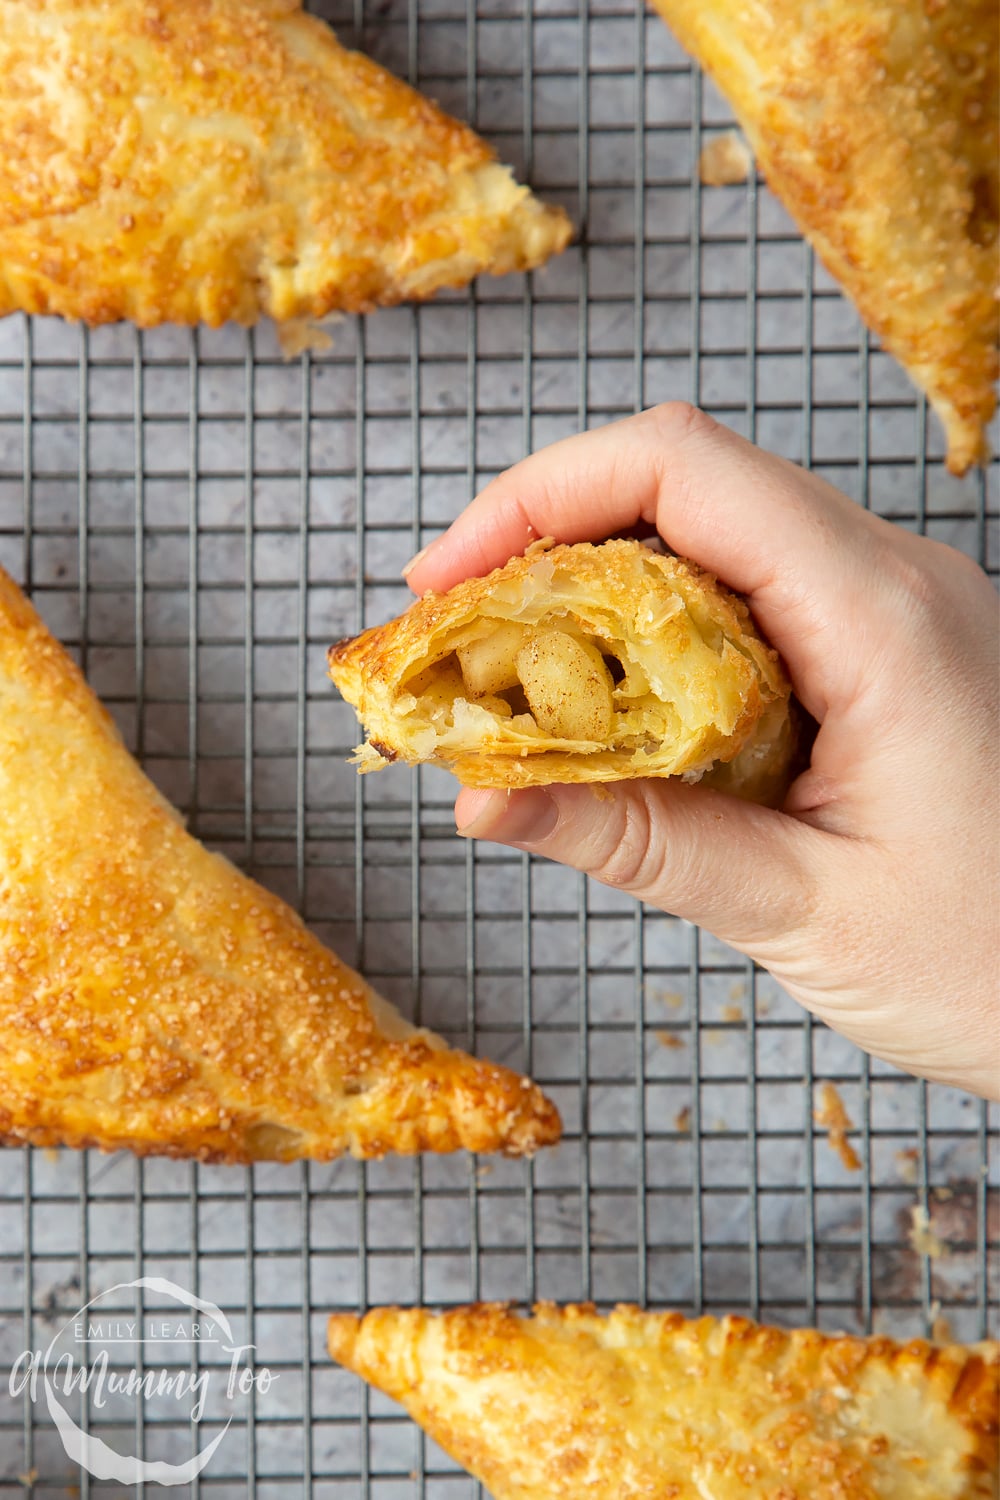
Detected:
left=1, top=0, right=998, bottom=1493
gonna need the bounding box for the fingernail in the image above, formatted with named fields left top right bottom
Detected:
left=455, top=786, right=558, bottom=845
left=401, top=540, right=436, bottom=578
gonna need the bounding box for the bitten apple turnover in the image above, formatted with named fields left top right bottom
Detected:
left=328, top=539, right=796, bottom=805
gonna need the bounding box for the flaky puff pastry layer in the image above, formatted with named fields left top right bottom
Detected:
left=650, top=0, right=999, bottom=476
left=0, top=0, right=571, bottom=327
left=328, top=539, right=796, bottom=804
left=328, top=1303, right=1000, bottom=1500
left=0, top=568, right=559, bottom=1163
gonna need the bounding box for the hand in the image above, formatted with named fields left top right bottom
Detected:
left=404, top=404, right=1000, bottom=1099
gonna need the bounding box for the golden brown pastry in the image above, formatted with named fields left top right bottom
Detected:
left=328, top=539, right=796, bottom=805
left=650, top=0, right=999, bottom=475
left=0, top=0, right=571, bottom=327
left=0, top=567, right=559, bottom=1162
left=327, top=1302, right=1000, bottom=1500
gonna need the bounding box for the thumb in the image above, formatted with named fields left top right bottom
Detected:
left=455, top=781, right=824, bottom=953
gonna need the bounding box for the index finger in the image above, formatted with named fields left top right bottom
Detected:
left=405, top=404, right=885, bottom=597
left=401, top=402, right=908, bottom=717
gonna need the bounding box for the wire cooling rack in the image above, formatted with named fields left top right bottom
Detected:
left=1, top=0, right=998, bottom=1494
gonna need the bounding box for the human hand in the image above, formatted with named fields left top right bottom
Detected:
left=404, top=404, right=1000, bottom=1099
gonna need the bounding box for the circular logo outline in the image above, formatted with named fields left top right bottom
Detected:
left=41, top=1276, right=235, bottom=1486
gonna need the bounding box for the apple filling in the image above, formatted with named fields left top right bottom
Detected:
left=398, top=618, right=679, bottom=752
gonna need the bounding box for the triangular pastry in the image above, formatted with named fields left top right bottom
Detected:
left=650, top=0, right=999, bottom=475
left=0, top=0, right=571, bottom=327
left=327, top=1302, right=1000, bottom=1500
left=328, top=539, right=796, bottom=805
left=0, top=568, right=560, bottom=1162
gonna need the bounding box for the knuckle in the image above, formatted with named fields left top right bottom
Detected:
left=641, top=400, right=719, bottom=450
left=886, top=532, right=988, bottom=620
left=924, top=536, right=991, bottom=597
left=588, top=789, right=668, bottom=895
left=887, top=549, right=944, bottom=614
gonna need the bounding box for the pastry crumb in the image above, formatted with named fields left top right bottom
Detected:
left=699, top=130, right=752, bottom=186
left=655, top=1030, right=685, bottom=1050
left=929, top=1302, right=953, bottom=1343
left=895, top=1147, right=920, bottom=1184
left=909, top=1204, right=947, bottom=1260
left=721, top=1003, right=743, bottom=1023
left=276, top=316, right=337, bottom=358
left=813, top=1082, right=861, bottom=1172
left=352, top=740, right=394, bottom=773
left=673, top=1105, right=691, bottom=1133
left=524, top=534, right=557, bottom=556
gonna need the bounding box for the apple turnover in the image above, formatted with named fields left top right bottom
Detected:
left=0, top=0, right=571, bottom=327
left=328, top=539, right=796, bottom=804
left=327, top=1302, right=1000, bottom=1500
left=0, top=567, right=560, bottom=1162
left=650, top=0, right=999, bottom=475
